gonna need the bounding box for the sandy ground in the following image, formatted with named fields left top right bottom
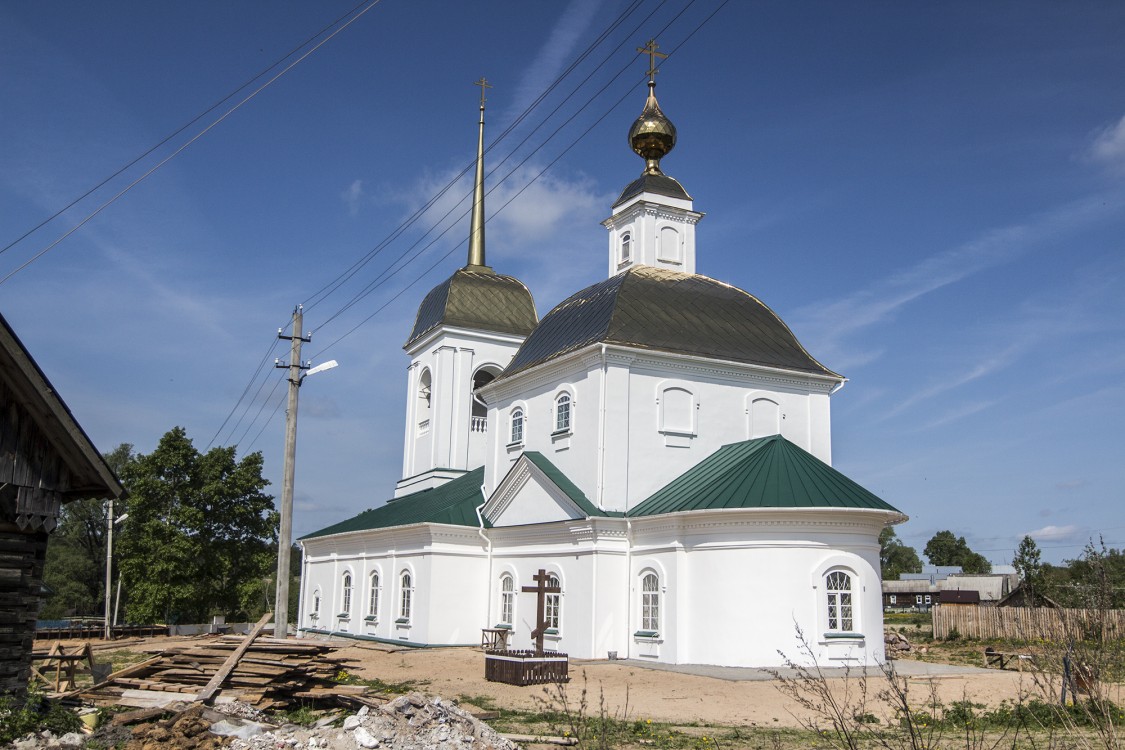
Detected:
left=326, top=643, right=1034, bottom=729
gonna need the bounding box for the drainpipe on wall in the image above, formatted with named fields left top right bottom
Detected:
left=595, top=344, right=608, bottom=507
left=624, top=516, right=633, bottom=660
left=296, top=541, right=308, bottom=636
left=475, top=488, right=493, bottom=630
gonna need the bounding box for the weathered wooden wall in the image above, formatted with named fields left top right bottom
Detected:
left=0, top=378, right=68, bottom=533
left=0, top=523, right=48, bottom=693
left=932, top=604, right=1125, bottom=641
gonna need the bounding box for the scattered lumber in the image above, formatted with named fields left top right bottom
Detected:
left=501, top=733, right=579, bottom=746
left=74, top=627, right=366, bottom=709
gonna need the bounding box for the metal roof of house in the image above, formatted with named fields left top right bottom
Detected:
left=522, top=452, right=623, bottom=518
left=405, top=268, right=537, bottom=349
left=300, top=468, right=486, bottom=540
left=939, top=590, right=981, bottom=604
left=628, top=435, right=900, bottom=516
left=612, top=173, right=692, bottom=207
left=0, top=312, right=123, bottom=500
left=497, top=266, right=840, bottom=382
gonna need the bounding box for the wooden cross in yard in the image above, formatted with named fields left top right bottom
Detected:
left=522, top=568, right=561, bottom=655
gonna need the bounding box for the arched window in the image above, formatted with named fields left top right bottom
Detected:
left=399, top=571, right=414, bottom=622
left=311, top=589, right=321, bottom=620
left=641, top=572, right=660, bottom=632
left=660, top=387, right=694, bottom=434
left=555, top=393, right=572, bottom=433
left=545, top=574, right=562, bottom=631
left=658, top=226, right=681, bottom=263
left=471, top=367, right=499, bottom=429
left=510, top=408, right=525, bottom=445
left=620, top=232, right=632, bottom=264
left=417, top=368, right=432, bottom=434
left=368, top=572, right=380, bottom=620
left=341, top=572, right=353, bottom=617
left=825, top=571, right=853, bottom=632
left=499, top=574, right=515, bottom=626
left=750, top=397, right=781, bottom=438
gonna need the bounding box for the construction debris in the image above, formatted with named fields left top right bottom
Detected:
left=74, top=635, right=364, bottom=709
left=884, top=631, right=913, bottom=659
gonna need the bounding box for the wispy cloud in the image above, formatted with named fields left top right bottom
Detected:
left=1026, top=524, right=1082, bottom=543
left=1088, top=113, right=1125, bottom=173
left=341, top=179, right=365, bottom=216
left=1055, top=479, right=1087, bottom=491
left=506, top=0, right=602, bottom=120
left=792, top=192, right=1125, bottom=366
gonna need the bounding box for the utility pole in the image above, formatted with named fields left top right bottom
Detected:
left=104, top=498, right=114, bottom=641
left=275, top=305, right=310, bottom=639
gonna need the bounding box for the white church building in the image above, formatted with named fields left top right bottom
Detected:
left=298, top=63, right=906, bottom=668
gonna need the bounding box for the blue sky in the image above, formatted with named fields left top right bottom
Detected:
left=2, top=1, right=1123, bottom=565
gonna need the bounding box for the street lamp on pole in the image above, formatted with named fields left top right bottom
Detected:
left=274, top=304, right=338, bottom=639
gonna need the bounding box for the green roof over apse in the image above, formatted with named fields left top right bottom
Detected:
left=628, top=435, right=902, bottom=517
left=300, top=468, right=486, bottom=540
left=521, top=452, right=624, bottom=518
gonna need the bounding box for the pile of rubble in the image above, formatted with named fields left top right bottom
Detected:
left=884, top=631, right=913, bottom=659
left=228, top=693, right=519, bottom=750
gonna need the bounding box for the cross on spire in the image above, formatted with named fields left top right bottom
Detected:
left=636, top=39, right=667, bottom=84
left=474, top=77, right=493, bottom=107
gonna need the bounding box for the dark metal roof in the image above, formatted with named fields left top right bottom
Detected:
left=939, top=590, right=981, bottom=605
left=497, top=266, right=840, bottom=381
left=0, top=312, right=123, bottom=500
left=613, top=173, right=692, bottom=208
left=628, top=435, right=901, bottom=516
left=300, top=468, right=486, bottom=540
left=405, top=267, right=537, bottom=349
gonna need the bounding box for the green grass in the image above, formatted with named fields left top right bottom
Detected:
left=333, top=669, right=430, bottom=694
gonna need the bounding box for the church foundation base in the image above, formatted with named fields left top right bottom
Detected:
left=485, top=649, right=569, bottom=686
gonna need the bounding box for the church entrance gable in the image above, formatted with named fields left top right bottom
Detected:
left=484, top=453, right=597, bottom=527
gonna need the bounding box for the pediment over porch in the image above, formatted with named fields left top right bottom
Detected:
left=483, top=452, right=613, bottom=527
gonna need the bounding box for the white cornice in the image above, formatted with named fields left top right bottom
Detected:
left=405, top=324, right=527, bottom=356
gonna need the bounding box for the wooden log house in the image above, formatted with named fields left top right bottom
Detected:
left=0, top=312, right=123, bottom=693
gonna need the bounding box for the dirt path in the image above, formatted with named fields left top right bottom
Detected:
left=332, top=644, right=1032, bottom=728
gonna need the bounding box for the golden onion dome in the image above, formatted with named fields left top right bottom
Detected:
left=628, top=82, right=677, bottom=175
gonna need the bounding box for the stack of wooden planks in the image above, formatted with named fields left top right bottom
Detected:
left=76, top=635, right=370, bottom=710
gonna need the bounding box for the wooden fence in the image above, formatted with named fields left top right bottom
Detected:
left=931, top=605, right=1125, bottom=641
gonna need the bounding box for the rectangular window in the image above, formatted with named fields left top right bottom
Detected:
left=889, top=595, right=896, bottom=604
left=545, top=593, right=560, bottom=630
left=916, top=595, right=923, bottom=605
left=925, top=595, right=932, bottom=605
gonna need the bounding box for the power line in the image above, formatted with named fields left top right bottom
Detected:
left=0, top=0, right=379, bottom=261
left=0, top=0, right=387, bottom=286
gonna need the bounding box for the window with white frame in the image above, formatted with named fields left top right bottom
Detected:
left=889, top=594, right=896, bottom=605
left=825, top=571, right=853, bottom=632
left=499, top=574, right=515, bottom=626
left=341, top=572, right=353, bottom=617
left=641, top=572, right=660, bottom=633
left=545, top=574, right=561, bottom=631
left=510, top=408, right=524, bottom=445
left=399, top=571, right=413, bottom=622
left=620, top=232, right=631, bottom=264
left=925, top=594, right=932, bottom=605
left=311, top=589, right=321, bottom=620
left=915, top=594, right=922, bottom=605
left=555, top=393, right=571, bottom=433
left=367, top=572, right=380, bottom=620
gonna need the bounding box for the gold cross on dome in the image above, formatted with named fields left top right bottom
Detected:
left=637, top=39, right=667, bottom=83
left=473, top=77, right=493, bottom=106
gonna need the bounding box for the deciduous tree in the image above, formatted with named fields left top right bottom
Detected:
left=879, top=527, right=922, bottom=580
left=923, top=530, right=992, bottom=574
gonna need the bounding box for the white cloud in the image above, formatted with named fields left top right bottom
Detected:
left=1026, top=524, right=1082, bottom=543
left=341, top=179, right=365, bottom=216
left=1089, top=114, right=1125, bottom=172
left=506, top=0, right=601, bottom=120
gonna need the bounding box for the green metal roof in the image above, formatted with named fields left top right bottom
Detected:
left=628, top=435, right=900, bottom=517
left=521, top=452, right=623, bottom=518
left=300, top=468, right=486, bottom=540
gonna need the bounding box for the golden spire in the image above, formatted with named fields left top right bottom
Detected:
left=467, top=77, right=492, bottom=270
left=628, top=40, right=676, bottom=176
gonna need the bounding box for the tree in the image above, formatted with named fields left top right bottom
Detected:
left=117, top=427, right=277, bottom=624
left=41, top=444, right=134, bottom=619
left=923, top=530, right=992, bottom=574
left=879, top=527, right=922, bottom=580
left=1012, top=535, right=1044, bottom=604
